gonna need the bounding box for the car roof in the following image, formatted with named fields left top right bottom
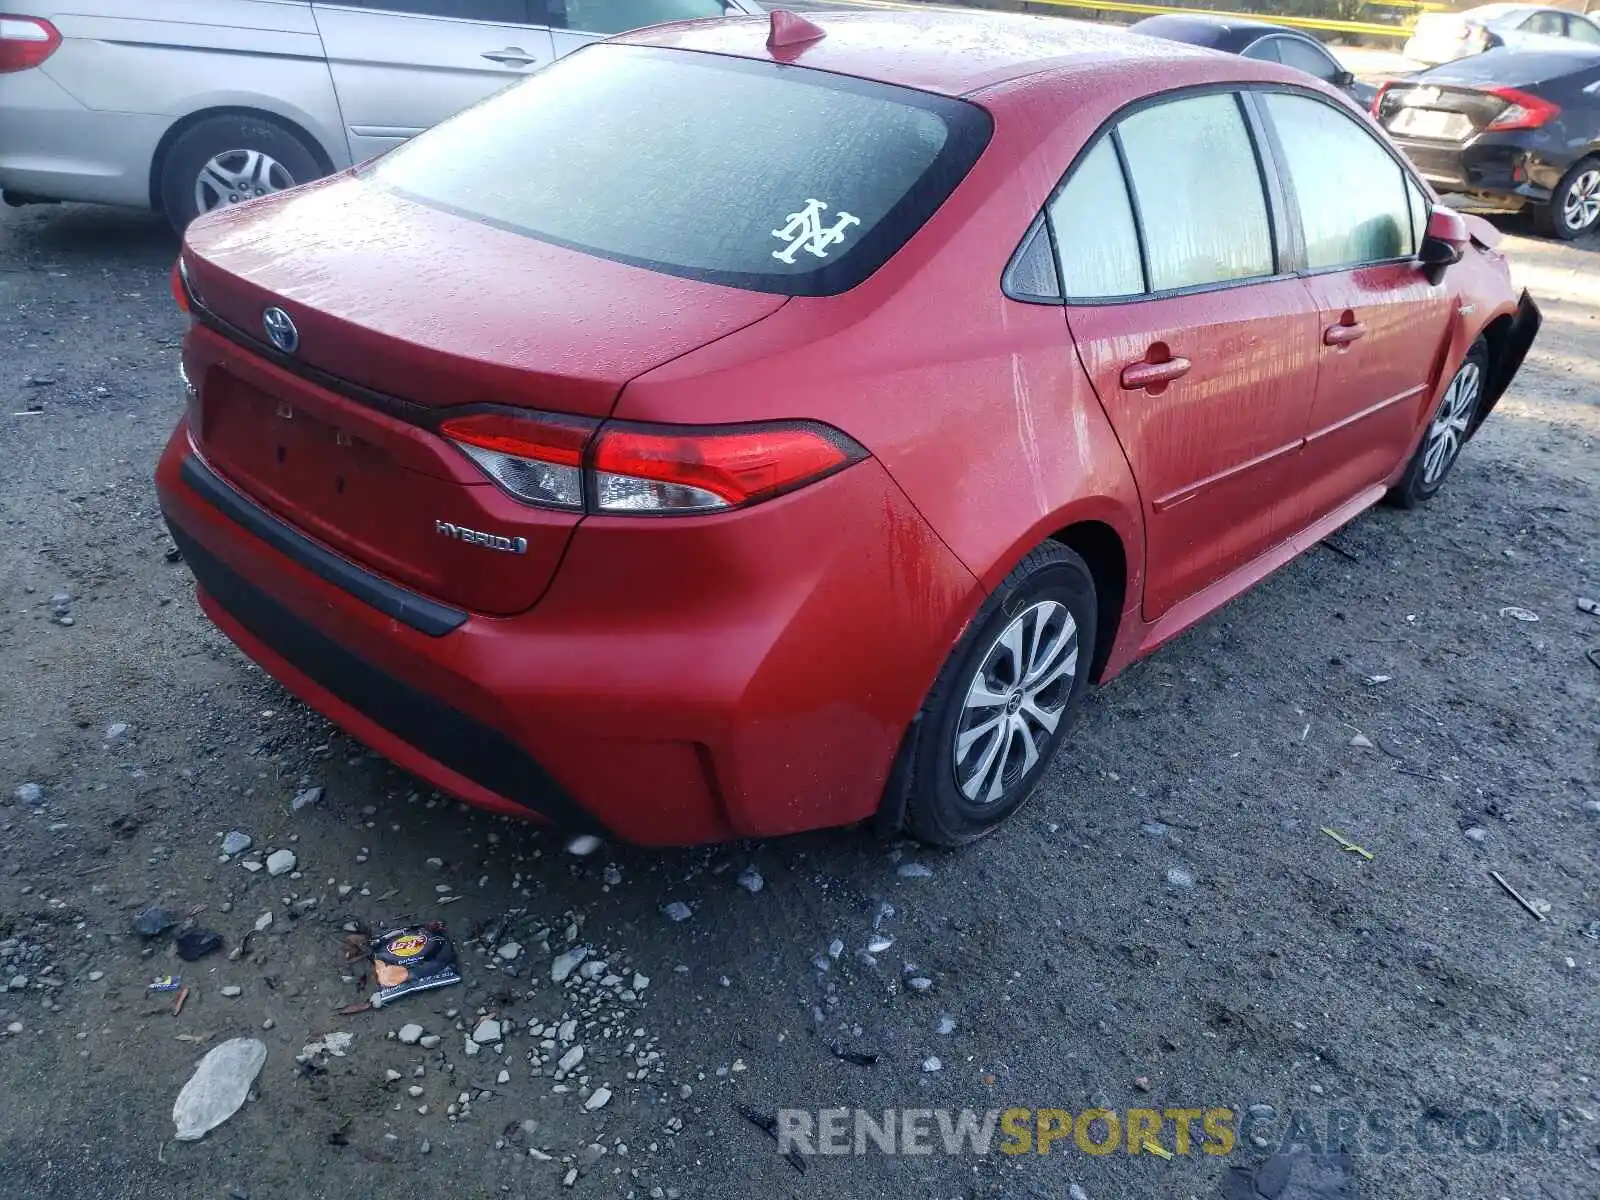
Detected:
left=1415, top=41, right=1600, bottom=83
left=622, top=8, right=1262, bottom=97
left=1128, top=12, right=1320, bottom=51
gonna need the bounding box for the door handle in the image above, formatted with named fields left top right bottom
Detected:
left=1120, top=355, right=1192, bottom=391
left=1323, top=320, right=1367, bottom=346
left=482, top=47, right=537, bottom=65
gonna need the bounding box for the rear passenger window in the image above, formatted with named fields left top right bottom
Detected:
left=549, top=0, right=722, bottom=33
left=1263, top=92, right=1415, bottom=268
left=1046, top=138, right=1143, bottom=299
left=1116, top=93, right=1275, bottom=291
left=1274, top=37, right=1339, bottom=81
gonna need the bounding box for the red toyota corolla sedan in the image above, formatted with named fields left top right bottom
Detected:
left=156, top=9, right=1539, bottom=846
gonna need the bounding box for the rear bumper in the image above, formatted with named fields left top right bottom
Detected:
left=0, top=68, right=163, bottom=208
left=157, top=421, right=979, bottom=845
left=1391, top=133, right=1572, bottom=211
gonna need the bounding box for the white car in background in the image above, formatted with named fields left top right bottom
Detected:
left=1404, top=2, right=1600, bottom=65
left=0, top=0, right=759, bottom=231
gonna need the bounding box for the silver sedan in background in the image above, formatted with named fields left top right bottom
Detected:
left=1404, top=2, right=1600, bottom=65
left=0, top=0, right=759, bottom=231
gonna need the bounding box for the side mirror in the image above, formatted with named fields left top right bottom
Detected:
left=1334, top=69, right=1357, bottom=88
left=1419, top=205, right=1468, bottom=284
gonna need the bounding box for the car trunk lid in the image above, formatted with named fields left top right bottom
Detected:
left=179, top=179, right=787, bottom=615
left=1376, top=79, right=1535, bottom=141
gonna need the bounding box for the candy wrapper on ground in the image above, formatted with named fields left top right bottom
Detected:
left=369, top=921, right=461, bottom=1008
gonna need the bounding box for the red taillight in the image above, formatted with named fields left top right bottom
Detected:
left=1483, top=87, right=1560, bottom=132
left=592, top=422, right=859, bottom=513
left=170, top=260, right=190, bottom=313
left=439, top=410, right=865, bottom=515
left=439, top=409, right=597, bottom=510
left=0, top=14, right=62, bottom=73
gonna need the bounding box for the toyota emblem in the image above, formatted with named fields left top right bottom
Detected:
left=262, top=306, right=299, bottom=354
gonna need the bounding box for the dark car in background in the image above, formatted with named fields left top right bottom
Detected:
left=1375, top=46, right=1600, bottom=238
left=1130, top=14, right=1376, bottom=106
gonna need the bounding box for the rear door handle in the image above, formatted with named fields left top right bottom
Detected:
left=482, top=47, right=538, bottom=65
left=1324, top=320, right=1367, bottom=346
left=1120, top=356, right=1192, bottom=391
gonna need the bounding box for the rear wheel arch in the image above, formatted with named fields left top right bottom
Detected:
left=1049, top=520, right=1127, bottom=684
left=149, top=106, right=336, bottom=215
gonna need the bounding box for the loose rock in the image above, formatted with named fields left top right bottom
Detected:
left=472, top=1018, right=503, bottom=1045
left=265, top=849, right=297, bottom=876
left=398, top=1024, right=424, bottom=1045
left=221, top=831, right=253, bottom=856
left=551, top=947, right=589, bottom=984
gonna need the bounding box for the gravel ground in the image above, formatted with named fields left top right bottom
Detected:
left=0, top=201, right=1596, bottom=1200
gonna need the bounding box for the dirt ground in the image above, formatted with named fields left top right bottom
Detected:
left=0, top=201, right=1596, bottom=1200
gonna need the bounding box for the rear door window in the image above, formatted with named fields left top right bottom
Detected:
left=1274, top=37, right=1341, bottom=81
left=366, top=44, right=991, bottom=296
left=1046, top=138, right=1144, bottom=299
left=1566, top=13, right=1600, bottom=41
left=1262, top=91, right=1416, bottom=268
left=1114, top=93, right=1275, bottom=291
left=1522, top=10, right=1564, bottom=34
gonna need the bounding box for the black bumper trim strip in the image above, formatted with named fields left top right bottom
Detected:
left=180, top=455, right=466, bottom=637
left=164, top=518, right=602, bottom=835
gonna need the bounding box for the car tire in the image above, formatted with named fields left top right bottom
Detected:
left=1531, top=157, right=1600, bottom=241
left=894, top=542, right=1097, bottom=847
left=159, top=114, right=324, bottom=234
left=1387, top=340, right=1489, bottom=509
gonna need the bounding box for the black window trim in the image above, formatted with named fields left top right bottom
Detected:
left=1251, top=84, right=1437, bottom=279
left=1002, top=80, right=1442, bottom=308
left=1011, top=82, right=1298, bottom=308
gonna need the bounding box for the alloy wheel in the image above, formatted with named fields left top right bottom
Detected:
left=1563, top=168, right=1600, bottom=233
left=952, top=600, right=1078, bottom=804
left=1422, top=359, right=1481, bottom=486
left=194, top=149, right=296, bottom=215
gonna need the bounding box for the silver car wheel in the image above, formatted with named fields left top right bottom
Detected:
left=952, top=600, right=1077, bottom=805
left=1422, top=359, right=1481, bottom=486
left=194, top=149, right=295, bottom=214
left=1562, top=168, right=1600, bottom=233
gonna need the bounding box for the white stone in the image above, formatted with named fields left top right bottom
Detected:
left=497, top=942, right=522, bottom=961
left=398, top=1024, right=424, bottom=1045
left=584, top=1087, right=612, bottom=1111
left=472, top=1018, right=503, bottom=1045
left=551, top=947, right=588, bottom=984
left=265, top=849, right=297, bottom=876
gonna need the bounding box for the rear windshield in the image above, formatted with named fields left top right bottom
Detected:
left=364, top=43, right=992, bottom=296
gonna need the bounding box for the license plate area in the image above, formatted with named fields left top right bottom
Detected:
left=203, top=376, right=392, bottom=521
left=1388, top=108, right=1473, bottom=141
